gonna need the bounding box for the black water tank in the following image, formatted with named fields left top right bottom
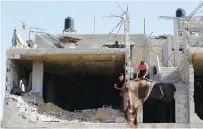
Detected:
left=64, top=17, right=74, bottom=30
left=176, top=8, right=186, bottom=17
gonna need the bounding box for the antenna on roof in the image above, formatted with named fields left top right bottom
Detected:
left=94, top=15, right=96, bottom=34
left=20, top=21, right=26, bottom=30
left=103, top=2, right=128, bottom=38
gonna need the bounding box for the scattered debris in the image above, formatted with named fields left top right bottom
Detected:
left=4, top=92, right=125, bottom=124
left=10, top=44, right=29, bottom=49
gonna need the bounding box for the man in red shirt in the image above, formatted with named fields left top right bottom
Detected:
left=136, top=61, right=149, bottom=79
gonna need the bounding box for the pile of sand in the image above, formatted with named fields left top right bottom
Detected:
left=39, top=102, right=64, bottom=113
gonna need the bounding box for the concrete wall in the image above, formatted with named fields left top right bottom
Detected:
left=174, top=82, right=189, bottom=123
left=178, top=53, right=203, bottom=124
left=5, top=60, right=27, bottom=94
left=136, top=82, right=189, bottom=123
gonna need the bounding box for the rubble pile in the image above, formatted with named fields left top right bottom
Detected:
left=4, top=92, right=125, bottom=123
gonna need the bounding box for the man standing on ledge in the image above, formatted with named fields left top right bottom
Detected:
left=136, top=61, right=149, bottom=79
left=114, top=73, right=125, bottom=111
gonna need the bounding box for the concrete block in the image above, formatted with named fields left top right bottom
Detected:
left=190, top=123, right=199, bottom=128
left=178, top=98, right=188, bottom=104
left=177, top=118, right=188, bottom=123
left=177, top=89, right=188, bottom=94
left=178, top=108, right=188, bottom=113
left=177, top=94, right=188, bottom=99
left=164, top=123, right=176, bottom=128
left=198, top=124, right=203, bottom=128
left=176, top=123, right=189, bottom=128
left=189, top=68, right=194, bottom=73
left=189, top=79, right=194, bottom=84
left=176, top=113, right=186, bottom=118
left=176, top=118, right=180, bottom=123
left=189, top=72, right=194, bottom=77
left=189, top=91, right=194, bottom=96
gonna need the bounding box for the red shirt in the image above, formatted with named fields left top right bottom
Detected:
left=138, top=64, right=147, bottom=71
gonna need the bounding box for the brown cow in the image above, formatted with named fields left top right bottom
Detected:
left=122, top=78, right=156, bottom=128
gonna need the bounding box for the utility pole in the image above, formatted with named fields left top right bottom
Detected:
left=143, top=18, right=147, bottom=62
left=144, top=18, right=146, bottom=35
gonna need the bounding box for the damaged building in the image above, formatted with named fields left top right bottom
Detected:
left=3, top=26, right=144, bottom=127
left=2, top=12, right=203, bottom=128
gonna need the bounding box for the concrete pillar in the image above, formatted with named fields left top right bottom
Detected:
left=124, top=13, right=131, bottom=81
left=32, top=61, right=44, bottom=97
left=174, top=19, right=180, bottom=67
left=163, top=35, right=172, bottom=66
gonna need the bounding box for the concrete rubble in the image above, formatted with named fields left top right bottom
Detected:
left=10, top=43, right=38, bottom=49
left=4, top=92, right=125, bottom=124
left=10, top=44, right=29, bottom=49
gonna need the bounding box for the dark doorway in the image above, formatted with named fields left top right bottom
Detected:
left=143, top=98, right=175, bottom=123
left=143, top=83, right=176, bottom=123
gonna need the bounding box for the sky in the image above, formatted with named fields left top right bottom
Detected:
left=1, top=0, right=202, bottom=121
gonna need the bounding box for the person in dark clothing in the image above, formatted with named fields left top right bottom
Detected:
left=115, top=41, right=119, bottom=48
left=113, top=73, right=125, bottom=111
left=136, top=61, right=149, bottom=79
